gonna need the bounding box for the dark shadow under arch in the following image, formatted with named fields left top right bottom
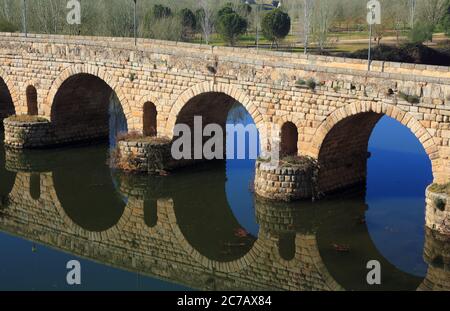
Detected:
left=26, top=85, right=38, bottom=116
left=281, top=122, right=298, bottom=157
left=50, top=145, right=126, bottom=232
left=0, top=77, right=15, bottom=121
left=51, top=73, right=127, bottom=144
left=143, top=102, right=157, bottom=137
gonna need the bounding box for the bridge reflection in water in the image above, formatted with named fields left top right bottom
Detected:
left=0, top=143, right=448, bottom=291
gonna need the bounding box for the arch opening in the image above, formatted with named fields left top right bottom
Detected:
left=280, top=122, right=298, bottom=157
left=0, top=77, right=15, bottom=121
left=143, top=102, right=157, bottom=137
left=174, top=92, right=260, bottom=163
left=26, top=85, right=38, bottom=116
left=171, top=91, right=260, bottom=263
left=52, top=145, right=126, bottom=232
left=144, top=199, right=158, bottom=228
left=278, top=232, right=296, bottom=261
left=30, top=173, right=41, bottom=200
left=317, top=112, right=384, bottom=194
left=172, top=166, right=257, bottom=263
left=317, top=110, right=434, bottom=285
left=51, top=73, right=127, bottom=146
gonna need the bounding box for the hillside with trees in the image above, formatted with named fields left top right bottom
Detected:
left=0, top=0, right=448, bottom=65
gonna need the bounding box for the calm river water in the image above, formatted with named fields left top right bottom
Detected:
left=0, top=112, right=442, bottom=291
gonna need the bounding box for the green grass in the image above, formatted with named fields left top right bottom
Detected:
left=6, top=115, right=49, bottom=123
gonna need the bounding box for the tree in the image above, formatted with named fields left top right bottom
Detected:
left=153, top=4, right=172, bottom=20
left=418, top=0, right=448, bottom=41
left=217, top=8, right=247, bottom=46
left=408, top=22, right=434, bottom=43
left=303, top=0, right=314, bottom=54
left=261, top=9, right=291, bottom=49
left=311, top=0, right=337, bottom=53
left=237, top=3, right=252, bottom=18
left=217, top=3, right=235, bottom=19
left=180, top=8, right=196, bottom=40
left=441, top=1, right=450, bottom=36
left=197, top=0, right=215, bottom=44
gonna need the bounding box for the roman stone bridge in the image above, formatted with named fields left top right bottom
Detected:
left=0, top=152, right=449, bottom=291
left=0, top=32, right=449, bottom=200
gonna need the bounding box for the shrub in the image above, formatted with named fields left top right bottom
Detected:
left=306, top=78, right=316, bottom=90
left=343, top=43, right=450, bottom=66
left=144, top=15, right=183, bottom=41
left=0, top=19, right=18, bottom=32
left=116, top=131, right=170, bottom=144
left=398, top=91, right=420, bottom=104
left=408, top=23, right=434, bottom=44
left=295, top=79, right=306, bottom=86
left=180, top=8, right=196, bottom=40
left=152, top=4, right=172, bottom=19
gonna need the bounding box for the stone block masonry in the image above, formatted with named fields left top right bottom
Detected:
left=0, top=32, right=449, bottom=196
left=254, top=159, right=316, bottom=202
left=3, top=118, right=54, bottom=148
left=425, top=185, right=449, bottom=235
left=113, top=139, right=174, bottom=174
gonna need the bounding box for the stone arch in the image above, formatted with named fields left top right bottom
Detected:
left=280, top=122, right=299, bottom=157
left=273, top=114, right=303, bottom=157
left=0, top=68, right=18, bottom=118
left=26, top=85, right=38, bottom=116
left=45, top=64, right=132, bottom=144
left=43, top=64, right=132, bottom=121
left=309, top=101, right=442, bottom=186
left=49, top=172, right=134, bottom=241
left=143, top=101, right=158, bottom=137
left=136, top=94, right=163, bottom=136
left=163, top=197, right=266, bottom=273
left=165, top=81, right=266, bottom=151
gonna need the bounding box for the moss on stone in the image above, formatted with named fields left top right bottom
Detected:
left=429, top=183, right=450, bottom=195
left=116, top=131, right=171, bottom=144
left=6, top=115, right=49, bottom=123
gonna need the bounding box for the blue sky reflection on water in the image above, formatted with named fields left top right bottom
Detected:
left=225, top=108, right=433, bottom=278
left=0, top=107, right=434, bottom=289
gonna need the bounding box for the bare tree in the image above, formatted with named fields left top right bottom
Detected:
left=409, top=0, right=417, bottom=28
left=419, top=0, right=448, bottom=28
left=198, top=0, right=214, bottom=44
left=303, top=0, right=314, bottom=54
left=311, top=0, right=337, bottom=53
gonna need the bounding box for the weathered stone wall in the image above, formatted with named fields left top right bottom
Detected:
left=3, top=118, right=53, bottom=148
left=114, top=139, right=174, bottom=173
left=1, top=170, right=448, bottom=291
left=254, top=160, right=315, bottom=201
left=0, top=77, right=14, bottom=120
left=0, top=171, right=342, bottom=291
left=418, top=228, right=450, bottom=291
left=0, top=32, right=449, bottom=185
left=425, top=186, right=449, bottom=234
